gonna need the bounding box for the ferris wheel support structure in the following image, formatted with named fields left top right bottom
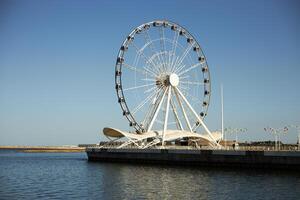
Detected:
left=114, top=20, right=221, bottom=148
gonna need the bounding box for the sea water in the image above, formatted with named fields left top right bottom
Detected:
left=0, top=151, right=300, bottom=199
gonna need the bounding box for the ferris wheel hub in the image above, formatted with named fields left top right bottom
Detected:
left=169, top=73, right=179, bottom=87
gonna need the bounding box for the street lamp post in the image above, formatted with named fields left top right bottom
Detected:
left=224, top=127, right=247, bottom=147
left=264, top=127, right=277, bottom=150
left=288, top=125, right=300, bottom=150
left=264, top=127, right=288, bottom=151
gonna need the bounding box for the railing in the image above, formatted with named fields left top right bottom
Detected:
left=87, top=141, right=300, bottom=151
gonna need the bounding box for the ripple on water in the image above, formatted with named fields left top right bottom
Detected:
left=0, top=152, right=300, bottom=199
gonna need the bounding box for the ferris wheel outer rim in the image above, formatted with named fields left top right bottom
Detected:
left=114, top=20, right=211, bottom=133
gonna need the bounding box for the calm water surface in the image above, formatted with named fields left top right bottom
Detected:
left=0, top=151, right=300, bottom=199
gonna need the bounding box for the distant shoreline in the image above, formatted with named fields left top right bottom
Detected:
left=0, top=146, right=85, bottom=153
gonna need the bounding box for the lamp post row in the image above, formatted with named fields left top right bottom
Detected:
left=223, top=125, right=299, bottom=151
left=224, top=127, right=247, bottom=144
left=263, top=126, right=288, bottom=151
left=288, top=125, right=300, bottom=150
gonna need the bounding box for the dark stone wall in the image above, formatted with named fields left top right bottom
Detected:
left=86, top=148, right=300, bottom=170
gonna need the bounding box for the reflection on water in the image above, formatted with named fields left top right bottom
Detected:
left=97, top=162, right=300, bottom=200
left=0, top=151, right=300, bottom=199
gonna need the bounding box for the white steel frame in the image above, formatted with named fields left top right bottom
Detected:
left=114, top=20, right=219, bottom=147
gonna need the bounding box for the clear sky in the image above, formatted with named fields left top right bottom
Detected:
left=1, top=0, right=299, bottom=145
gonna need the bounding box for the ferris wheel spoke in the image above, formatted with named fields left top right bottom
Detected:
left=170, top=30, right=180, bottom=72
left=123, top=63, right=155, bottom=77
left=148, top=52, right=168, bottom=74
left=131, top=88, right=160, bottom=115
left=132, top=52, right=141, bottom=71
left=131, top=43, right=160, bottom=76
left=123, top=83, right=156, bottom=92
left=170, top=55, right=179, bottom=74
left=159, top=26, right=168, bottom=72
left=173, top=64, right=186, bottom=74
left=142, top=30, right=165, bottom=73
left=177, top=63, right=201, bottom=76
left=141, top=78, right=156, bottom=82
left=177, top=85, right=189, bottom=92
left=173, top=42, right=195, bottom=72
left=179, top=75, right=190, bottom=80
left=144, top=86, right=158, bottom=94
left=139, top=39, right=163, bottom=73
left=144, top=60, right=160, bottom=77
left=180, top=80, right=204, bottom=86
left=143, top=64, right=159, bottom=77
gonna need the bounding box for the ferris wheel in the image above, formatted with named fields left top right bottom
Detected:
left=115, top=20, right=213, bottom=142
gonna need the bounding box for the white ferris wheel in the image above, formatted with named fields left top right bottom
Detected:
left=110, top=20, right=220, bottom=148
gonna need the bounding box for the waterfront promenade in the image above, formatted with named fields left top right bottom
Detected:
left=87, top=146, right=300, bottom=169
left=0, top=146, right=85, bottom=152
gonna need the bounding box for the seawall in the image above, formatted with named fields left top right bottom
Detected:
left=86, top=148, right=300, bottom=170
left=0, top=146, right=85, bottom=152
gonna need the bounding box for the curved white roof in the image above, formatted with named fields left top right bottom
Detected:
left=103, top=127, right=222, bottom=143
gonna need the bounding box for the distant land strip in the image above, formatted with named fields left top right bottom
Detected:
left=0, top=146, right=86, bottom=153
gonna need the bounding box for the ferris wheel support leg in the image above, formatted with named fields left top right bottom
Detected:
left=142, top=89, right=162, bottom=129
left=175, top=87, right=220, bottom=147
left=174, top=88, right=193, bottom=132
left=170, top=97, right=184, bottom=131
left=163, top=87, right=172, bottom=145
left=147, top=88, right=168, bottom=132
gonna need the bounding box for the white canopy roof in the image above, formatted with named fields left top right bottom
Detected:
left=103, top=127, right=222, bottom=143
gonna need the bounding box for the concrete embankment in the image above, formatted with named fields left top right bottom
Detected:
left=0, top=146, right=85, bottom=152
left=86, top=148, right=300, bottom=170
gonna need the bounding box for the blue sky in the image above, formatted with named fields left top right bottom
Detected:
left=0, top=0, right=299, bottom=145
